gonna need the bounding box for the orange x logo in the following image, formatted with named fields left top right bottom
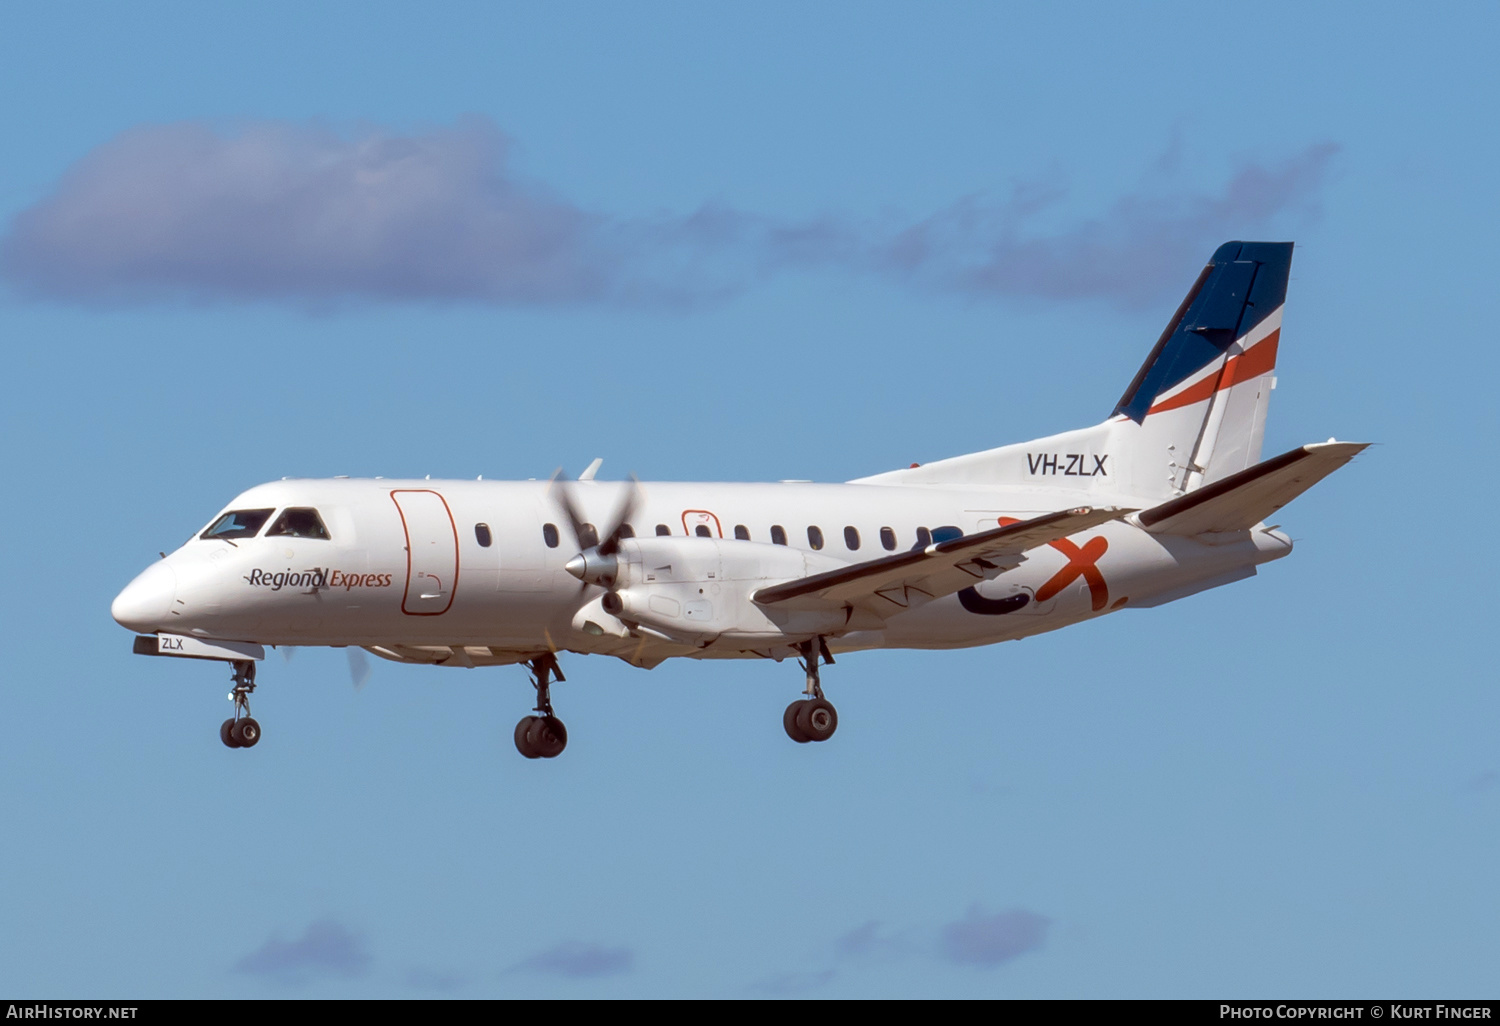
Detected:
left=999, top=518, right=1111, bottom=612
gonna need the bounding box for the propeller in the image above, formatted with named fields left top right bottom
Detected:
left=277, top=644, right=370, bottom=688
left=548, top=467, right=642, bottom=589
left=348, top=647, right=371, bottom=689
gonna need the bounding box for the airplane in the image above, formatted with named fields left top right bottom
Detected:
left=111, top=240, right=1367, bottom=758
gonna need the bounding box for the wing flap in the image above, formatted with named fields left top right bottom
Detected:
left=1139, top=441, right=1368, bottom=536
left=754, top=506, right=1132, bottom=610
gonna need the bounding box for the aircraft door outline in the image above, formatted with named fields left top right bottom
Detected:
left=681, top=509, right=723, bottom=538
left=391, top=489, right=460, bottom=616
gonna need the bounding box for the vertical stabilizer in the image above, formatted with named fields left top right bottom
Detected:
left=851, top=241, right=1296, bottom=505
left=1109, top=241, right=1292, bottom=496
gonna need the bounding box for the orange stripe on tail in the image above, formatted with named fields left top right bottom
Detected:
left=1147, top=329, right=1280, bottom=416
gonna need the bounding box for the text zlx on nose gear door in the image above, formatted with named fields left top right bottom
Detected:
left=391, top=490, right=459, bottom=615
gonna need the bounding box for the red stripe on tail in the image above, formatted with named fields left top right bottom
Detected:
left=1147, top=329, right=1280, bottom=416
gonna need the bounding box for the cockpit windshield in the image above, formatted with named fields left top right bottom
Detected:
left=266, top=507, right=331, bottom=540
left=201, top=508, right=274, bottom=541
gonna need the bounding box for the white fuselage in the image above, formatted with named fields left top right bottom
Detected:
left=112, top=475, right=1292, bottom=669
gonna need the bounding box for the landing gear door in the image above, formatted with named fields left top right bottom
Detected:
left=391, top=490, right=459, bottom=615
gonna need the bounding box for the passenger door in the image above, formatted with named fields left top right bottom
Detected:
left=391, top=490, right=459, bottom=615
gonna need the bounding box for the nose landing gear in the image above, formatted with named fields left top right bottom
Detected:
left=784, top=637, right=838, bottom=744
left=515, top=654, right=568, bottom=759
left=220, top=660, right=261, bottom=749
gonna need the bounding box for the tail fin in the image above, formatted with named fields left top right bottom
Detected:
left=1112, top=240, right=1292, bottom=494
left=851, top=241, right=1297, bottom=505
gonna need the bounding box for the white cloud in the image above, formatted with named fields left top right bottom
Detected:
left=0, top=117, right=1337, bottom=312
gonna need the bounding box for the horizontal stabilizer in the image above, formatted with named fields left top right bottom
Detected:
left=1139, top=441, right=1368, bottom=536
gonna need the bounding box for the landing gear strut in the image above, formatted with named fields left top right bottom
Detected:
left=220, top=660, right=261, bottom=749
left=784, top=637, right=838, bottom=744
left=515, top=654, right=568, bottom=759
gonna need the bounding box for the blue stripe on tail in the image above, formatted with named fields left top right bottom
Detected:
left=1113, top=241, right=1294, bottom=424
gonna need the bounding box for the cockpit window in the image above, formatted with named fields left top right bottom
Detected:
left=201, top=508, right=274, bottom=541
left=266, top=508, right=331, bottom=540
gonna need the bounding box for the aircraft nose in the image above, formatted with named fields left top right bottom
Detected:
left=111, top=560, right=177, bottom=633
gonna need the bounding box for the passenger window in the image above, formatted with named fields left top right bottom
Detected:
left=913, top=526, right=932, bottom=550
left=880, top=527, right=896, bottom=551
left=266, top=508, right=331, bottom=540
left=200, top=508, right=274, bottom=541
left=543, top=523, right=560, bottom=548
left=770, top=525, right=787, bottom=545
left=734, top=525, right=750, bottom=540
left=844, top=526, right=860, bottom=550
left=475, top=523, right=493, bottom=547
left=695, top=525, right=712, bottom=538
left=618, top=524, right=635, bottom=539
left=655, top=524, right=671, bottom=536
left=807, top=526, right=824, bottom=550
left=932, top=525, right=963, bottom=544
left=578, top=523, right=599, bottom=549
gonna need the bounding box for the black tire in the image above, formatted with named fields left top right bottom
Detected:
left=221, top=719, right=241, bottom=749
left=531, top=716, right=568, bottom=759
left=796, top=698, right=838, bottom=742
left=783, top=701, right=811, bottom=743
left=232, top=717, right=261, bottom=748
left=514, top=716, right=541, bottom=758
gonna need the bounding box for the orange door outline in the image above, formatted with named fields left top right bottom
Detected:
left=391, top=489, right=460, bottom=616
left=680, top=510, right=723, bottom=538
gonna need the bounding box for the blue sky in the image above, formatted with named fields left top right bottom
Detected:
left=1, top=1, right=1496, bottom=998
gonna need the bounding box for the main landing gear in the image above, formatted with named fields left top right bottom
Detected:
left=515, top=654, right=568, bottom=759
left=784, top=637, right=838, bottom=744
left=220, top=660, right=261, bottom=749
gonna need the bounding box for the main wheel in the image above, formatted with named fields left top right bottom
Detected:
left=530, top=716, right=568, bottom=759
left=231, top=717, right=261, bottom=748
left=795, top=698, right=838, bottom=742
left=783, top=701, right=811, bottom=743
left=515, top=716, right=541, bottom=759
left=220, top=719, right=241, bottom=749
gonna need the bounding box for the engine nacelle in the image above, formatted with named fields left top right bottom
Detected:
left=605, top=537, right=853, bottom=644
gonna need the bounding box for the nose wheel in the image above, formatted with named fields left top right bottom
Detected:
left=515, top=654, right=568, bottom=759
left=784, top=637, right=838, bottom=743
left=220, top=660, right=261, bottom=749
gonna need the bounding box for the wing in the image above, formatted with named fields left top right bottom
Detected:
left=753, top=506, right=1134, bottom=614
